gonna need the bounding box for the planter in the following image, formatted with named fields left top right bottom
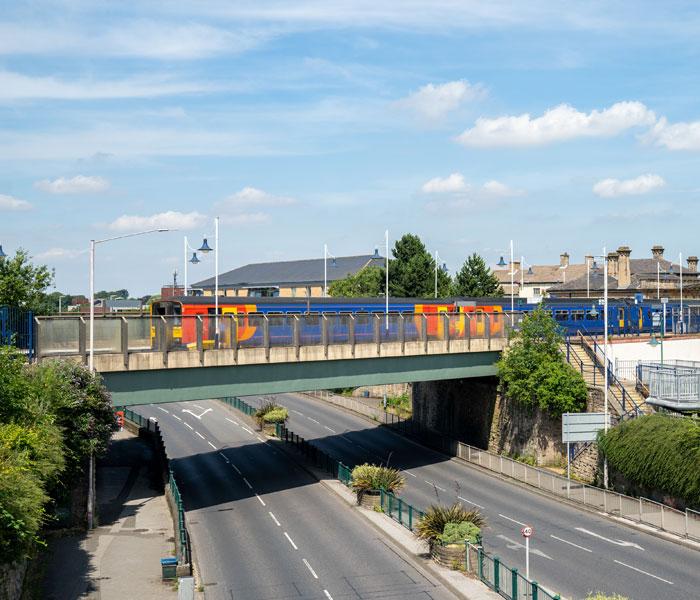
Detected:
left=262, top=423, right=279, bottom=436
left=358, top=489, right=382, bottom=508
left=431, top=542, right=466, bottom=569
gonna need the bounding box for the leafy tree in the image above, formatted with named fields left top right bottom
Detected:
left=95, top=289, right=129, bottom=300
left=452, top=253, right=503, bottom=297
left=328, top=266, right=384, bottom=297
left=388, top=234, right=451, bottom=298
left=0, top=249, right=54, bottom=312
left=497, top=307, right=587, bottom=416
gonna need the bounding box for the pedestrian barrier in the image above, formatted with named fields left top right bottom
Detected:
left=220, top=396, right=256, bottom=417
left=380, top=489, right=424, bottom=533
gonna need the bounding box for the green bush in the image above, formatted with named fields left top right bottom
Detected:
left=438, top=521, right=481, bottom=545
left=585, top=594, right=628, bottom=600
left=598, top=414, right=700, bottom=507
left=497, top=307, right=587, bottom=416
left=416, top=504, right=486, bottom=543
left=262, top=408, right=288, bottom=424
left=351, top=464, right=405, bottom=502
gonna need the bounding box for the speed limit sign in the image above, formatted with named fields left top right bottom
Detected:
left=521, top=525, right=533, bottom=538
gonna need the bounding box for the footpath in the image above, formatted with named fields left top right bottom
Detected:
left=40, top=429, right=177, bottom=599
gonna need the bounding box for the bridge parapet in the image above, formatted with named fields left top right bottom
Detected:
left=34, top=311, right=521, bottom=372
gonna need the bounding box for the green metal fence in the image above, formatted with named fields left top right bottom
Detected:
left=220, top=396, right=256, bottom=417
left=123, top=406, right=146, bottom=427
left=169, top=468, right=190, bottom=565
left=380, top=489, right=425, bottom=533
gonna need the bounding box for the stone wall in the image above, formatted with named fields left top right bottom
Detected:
left=0, top=561, right=27, bottom=600
left=351, top=383, right=411, bottom=399
left=412, top=377, right=498, bottom=449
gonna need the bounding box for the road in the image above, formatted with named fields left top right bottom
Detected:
left=135, top=401, right=457, bottom=600
left=238, top=392, right=699, bottom=600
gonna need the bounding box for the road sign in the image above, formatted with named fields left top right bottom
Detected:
left=521, top=525, right=533, bottom=538
left=661, top=297, right=668, bottom=304
left=562, top=412, right=609, bottom=443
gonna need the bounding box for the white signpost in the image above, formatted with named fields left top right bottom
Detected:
left=562, top=412, right=609, bottom=492
left=521, top=525, right=533, bottom=579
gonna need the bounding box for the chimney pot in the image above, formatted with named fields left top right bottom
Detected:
left=651, top=245, right=665, bottom=260
left=560, top=252, right=570, bottom=267
left=687, top=256, right=698, bottom=273
left=616, top=246, right=632, bottom=288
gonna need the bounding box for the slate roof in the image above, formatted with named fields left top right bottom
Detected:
left=193, top=254, right=384, bottom=289
left=494, top=263, right=588, bottom=285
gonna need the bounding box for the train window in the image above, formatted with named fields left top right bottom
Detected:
left=571, top=310, right=585, bottom=321
left=554, top=310, right=569, bottom=321
left=618, top=308, right=625, bottom=321
left=586, top=310, right=598, bottom=320
left=354, top=312, right=370, bottom=327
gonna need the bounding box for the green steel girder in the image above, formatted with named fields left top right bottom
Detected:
left=103, top=351, right=500, bottom=406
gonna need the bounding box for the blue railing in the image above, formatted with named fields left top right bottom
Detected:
left=0, top=305, right=34, bottom=358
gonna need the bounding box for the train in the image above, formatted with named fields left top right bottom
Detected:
left=149, top=296, right=700, bottom=349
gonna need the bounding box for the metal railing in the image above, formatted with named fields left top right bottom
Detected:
left=1, top=305, right=34, bottom=358
left=33, top=311, right=524, bottom=364
left=645, top=366, right=700, bottom=410
left=380, top=489, right=424, bottom=533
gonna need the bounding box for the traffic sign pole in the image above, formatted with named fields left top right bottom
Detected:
left=521, top=525, right=533, bottom=580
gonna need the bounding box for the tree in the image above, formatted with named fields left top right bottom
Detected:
left=388, top=234, right=451, bottom=298
left=497, top=307, right=587, bottom=416
left=452, top=253, right=503, bottom=297
left=0, top=249, right=54, bottom=312
left=328, top=266, right=384, bottom=297
left=95, top=289, right=129, bottom=300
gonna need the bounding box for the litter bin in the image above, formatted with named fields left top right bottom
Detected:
left=161, top=557, right=178, bottom=580
left=362, top=390, right=370, bottom=398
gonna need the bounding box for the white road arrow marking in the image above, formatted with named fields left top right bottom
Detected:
left=496, top=535, right=553, bottom=560
left=182, top=408, right=213, bottom=420
left=575, top=527, right=644, bottom=550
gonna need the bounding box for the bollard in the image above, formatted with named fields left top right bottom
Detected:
left=494, top=556, right=500, bottom=592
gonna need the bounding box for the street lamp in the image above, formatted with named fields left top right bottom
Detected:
left=183, top=236, right=202, bottom=296
left=197, top=217, right=220, bottom=343
left=679, top=252, right=684, bottom=333
left=373, top=231, right=389, bottom=329
left=88, top=227, right=169, bottom=530
left=648, top=332, right=664, bottom=365
left=323, top=244, right=337, bottom=297
left=434, top=250, right=444, bottom=298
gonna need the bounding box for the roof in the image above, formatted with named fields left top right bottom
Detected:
left=548, top=272, right=619, bottom=292
left=192, top=254, right=384, bottom=289
left=493, top=263, right=588, bottom=285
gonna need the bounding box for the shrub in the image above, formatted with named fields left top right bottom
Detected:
left=416, top=504, right=486, bottom=543
left=351, top=464, right=405, bottom=502
left=438, top=521, right=480, bottom=545
left=585, top=594, right=628, bottom=600
left=262, top=408, right=288, bottom=424
left=598, top=414, right=700, bottom=507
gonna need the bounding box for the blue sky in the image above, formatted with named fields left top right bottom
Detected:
left=2, top=1, right=700, bottom=295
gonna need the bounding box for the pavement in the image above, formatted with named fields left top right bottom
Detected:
left=240, top=392, right=700, bottom=600
left=41, top=429, right=177, bottom=600
left=135, top=400, right=458, bottom=600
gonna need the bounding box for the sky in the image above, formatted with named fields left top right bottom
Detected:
left=2, top=1, right=700, bottom=296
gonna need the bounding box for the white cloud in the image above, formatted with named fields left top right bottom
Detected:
left=107, top=211, right=206, bottom=232
left=35, top=247, right=84, bottom=261
left=481, top=180, right=523, bottom=197
left=220, top=186, right=296, bottom=207
left=646, top=117, right=700, bottom=151
left=397, top=80, right=486, bottom=120
left=35, top=175, right=110, bottom=195
left=421, top=173, right=469, bottom=194
left=456, top=101, right=656, bottom=147
left=0, top=194, right=32, bottom=211
left=593, top=174, right=666, bottom=198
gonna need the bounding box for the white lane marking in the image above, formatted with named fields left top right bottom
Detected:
left=225, top=417, right=239, bottom=426
left=269, top=512, right=281, bottom=527
left=613, top=560, right=674, bottom=585
left=308, top=417, right=320, bottom=424
left=340, top=436, right=354, bottom=445
left=195, top=431, right=205, bottom=440
left=182, top=408, right=212, bottom=420
left=292, top=410, right=304, bottom=416
left=231, top=463, right=241, bottom=475
left=242, top=426, right=255, bottom=435
left=324, top=426, right=337, bottom=433
left=172, top=415, right=182, bottom=421
left=323, top=590, right=333, bottom=600
left=243, top=477, right=253, bottom=489
left=302, top=558, right=318, bottom=579
left=256, top=494, right=266, bottom=506
left=499, top=513, right=527, bottom=527
left=218, top=452, right=229, bottom=463
left=496, top=535, right=552, bottom=559
left=193, top=404, right=205, bottom=410
left=284, top=532, right=298, bottom=550
left=458, top=496, right=485, bottom=509
left=575, top=527, right=644, bottom=550
left=550, top=535, right=592, bottom=553
left=157, top=407, right=169, bottom=413
left=208, top=441, right=217, bottom=450
left=257, top=436, right=265, bottom=442
left=402, top=470, right=417, bottom=478
left=184, top=423, right=194, bottom=430
left=424, top=480, right=446, bottom=492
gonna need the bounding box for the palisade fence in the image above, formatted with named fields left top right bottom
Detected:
left=302, top=391, right=700, bottom=542
left=122, top=408, right=192, bottom=568
left=0, top=305, right=34, bottom=358
left=227, top=397, right=564, bottom=600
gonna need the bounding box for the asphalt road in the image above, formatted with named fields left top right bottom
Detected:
left=135, top=401, right=457, bottom=600
left=239, top=392, right=700, bottom=600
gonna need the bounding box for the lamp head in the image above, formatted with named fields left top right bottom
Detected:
left=497, top=256, right=507, bottom=267
left=372, top=247, right=380, bottom=259
left=189, top=252, right=200, bottom=264
left=648, top=333, right=659, bottom=347
left=588, top=306, right=599, bottom=318
left=441, top=262, right=448, bottom=272
left=331, top=257, right=337, bottom=267
left=527, top=266, right=533, bottom=275
left=198, top=238, right=213, bottom=253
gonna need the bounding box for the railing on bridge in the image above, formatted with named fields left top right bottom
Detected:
left=1, top=305, right=34, bottom=358
left=34, top=311, right=525, bottom=364
left=639, top=363, right=700, bottom=410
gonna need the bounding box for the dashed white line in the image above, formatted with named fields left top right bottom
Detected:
left=308, top=417, right=320, bottom=424
left=243, top=477, right=253, bottom=489
left=424, top=480, right=446, bottom=492
left=218, top=452, right=229, bottom=463
left=613, top=560, right=674, bottom=585
left=323, top=590, right=333, bottom=600
left=256, top=494, right=266, bottom=506
left=269, top=512, right=281, bottom=527
left=324, top=426, right=337, bottom=433
left=302, top=558, right=318, bottom=579
left=156, top=407, right=169, bottom=413
left=550, top=535, right=592, bottom=553
left=208, top=441, right=217, bottom=450
left=499, top=513, right=527, bottom=527
left=402, top=470, right=417, bottom=478
left=231, top=463, right=241, bottom=475
left=225, top=417, right=239, bottom=426
left=284, top=532, right=298, bottom=550
left=195, top=431, right=205, bottom=440
left=457, top=496, right=485, bottom=509
left=172, top=414, right=182, bottom=421
left=242, top=426, right=255, bottom=435
left=184, top=423, right=194, bottom=430
left=292, top=410, right=304, bottom=416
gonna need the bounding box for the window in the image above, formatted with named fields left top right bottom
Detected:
left=618, top=307, right=625, bottom=321
left=533, top=287, right=541, bottom=296
left=554, top=310, right=569, bottom=321
left=291, top=287, right=297, bottom=297
left=571, top=310, right=585, bottom=321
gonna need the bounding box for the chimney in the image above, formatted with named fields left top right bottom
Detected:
left=607, top=252, right=619, bottom=278
left=617, top=246, right=632, bottom=288
left=651, top=245, right=664, bottom=260
left=560, top=252, right=570, bottom=267
left=509, top=260, right=521, bottom=274
left=688, top=256, right=698, bottom=273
